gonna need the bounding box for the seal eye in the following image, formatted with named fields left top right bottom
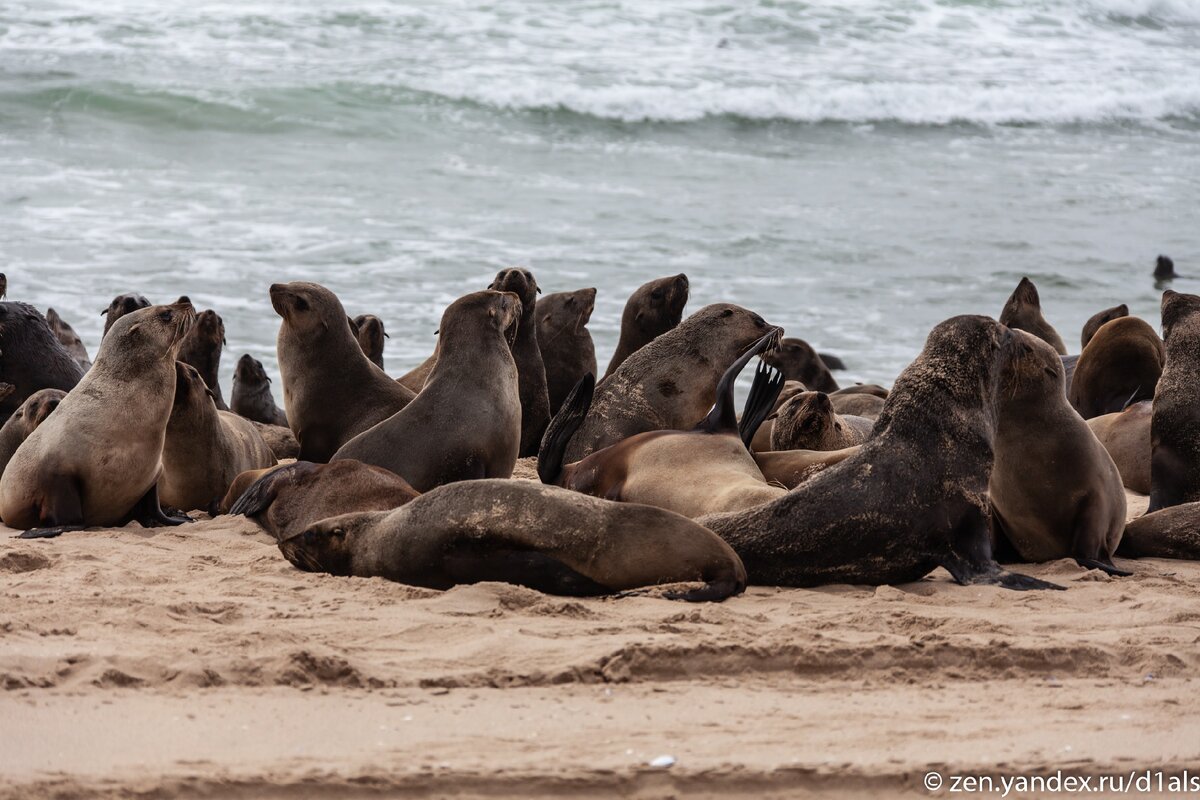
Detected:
left=720, top=309, right=734, bottom=318
left=294, top=298, right=310, bottom=312
left=158, top=311, right=173, bottom=323
left=650, top=289, right=664, bottom=301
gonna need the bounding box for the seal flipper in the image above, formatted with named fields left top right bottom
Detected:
left=1074, top=557, right=1132, bottom=577
left=663, top=575, right=745, bottom=603
left=17, top=474, right=85, bottom=538
left=441, top=547, right=611, bottom=597
left=942, top=507, right=1065, bottom=591
left=537, top=373, right=594, bottom=485
left=737, top=361, right=784, bottom=448
left=129, top=483, right=192, bottom=527
left=695, top=328, right=781, bottom=435
left=229, top=462, right=315, bottom=519
left=17, top=525, right=87, bottom=540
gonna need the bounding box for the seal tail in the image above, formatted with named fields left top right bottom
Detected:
left=695, top=328, right=782, bottom=435
left=537, top=373, right=595, bottom=485
left=737, top=361, right=785, bottom=449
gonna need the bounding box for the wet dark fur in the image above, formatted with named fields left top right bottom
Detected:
left=1149, top=290, right=1200, bottom=511
left=0, top=302, right=84, bottom=422
left=489, top=268, right=551, bottom=457
left=177, top=308, right=229, bottom=410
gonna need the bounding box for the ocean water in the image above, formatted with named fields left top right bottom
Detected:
left=2, top=0, right=1198, bottom=399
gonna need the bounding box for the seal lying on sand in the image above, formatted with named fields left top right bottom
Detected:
left=998, top=277, right=1067, bottom=355
left=603, top=274, right=689, bottom=378
left=0, top=302, right=84, bottom=422
left=752, top=446, right=860, bottom=489
left=1121, top=502, right=1200, bottom=559
left=231, top=354, right=288, bottom=427
left=537, top=288, right=597, bottom=415
left=1150, top=290, right=1200, bottom=512
left=278, top=479, right=747, bottom=602
left=697, top=315, right=1063, bottom=591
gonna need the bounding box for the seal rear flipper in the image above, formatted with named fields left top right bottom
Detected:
left=1074, top=557, right=1132, bottom=577
left=229, top=461, right=316, bottom=519
left=663, top=575, right=745, bottom=603
left=537, top=373, right=594, bottom=485
left=696, top=328, right=782, bottom=435
left=17, top=525, right=87, bottom=540
left=737, top=361, right=785, bottom=448
left=943, top=509, right=1064, bottom=590
left=128, top=483, right=192, bottom=528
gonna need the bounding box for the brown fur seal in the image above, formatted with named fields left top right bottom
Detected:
left=271, top=282, right=414, bottom=462
left=249, top=421, right=299, bottom=460
left=160, top=362, right=275, bottom=513
left=564, top=303, right=780, bottom=463
left=1120, top=502, right=1200, bottom=559
left=769, top=391, right=872, bottom=451
left=45, top=308, right=91, bottom=371
left=0, top=302, right=85, bottom=422
left=537, top=288, right=597, bottom=414
left=101, top=293, right=150, bottom=338
left=177, top=308, right=229, bottom=411
left=1149, top=290, right=1200, bottom=512
left=752, top=446, right=860, bottom=489
left=748, top=380, right=806, bottom=452
left=1154, top=254, right=1177, bottom=283
left=488, top=268, right=551, bottom=457
left=998, top=277, right=1067, bottom=355
left=231, top=354, right=288, bottom=427
left=1081, top=303, right=1128, bottom=350
left=697, top=316, right=1062, bottom=591
left=761, top=337, right=839, bottom=392
left=228, top=459, right=419, bottom=540
left=603, top=274, right=689, bottom=378
left=0, top=302, right=196, bottom=536
left=539, top=332, right=785, bottom=518
left=334, top=291, right=522, bottom=491
left=832, top=383, right=888, bottom=398
left=990, top=331, right=1128, bottom=574
left=352, top=314, right=387, bottom=370
left=0, top=389, right=65, bottom=478
left=829, top=392, right=886, bottom=419
left=1069, top=316, right=1163, bottom=419
left=396, top=352, right=435, bottom=392
left=1087, top=401, right=1150, bottom=494
left=279, top=479, right=746, bottom=602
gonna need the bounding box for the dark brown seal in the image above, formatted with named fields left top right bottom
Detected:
left=769, top=391, right=873, bottom=451
left=0, top=389, right=65, bottom=479
left=45, top=308, right=91, bottom=371
left=231, top=354, right=288, bottom=427
left=537, top=288, right=597, bottom=414
left=278, top=479, right=747, bottom=602
left=1149, top=290, right=1200, bottom=512
left=1121, top=502, right=1200, bottom=559
left=352, top=314, right=387, bottom=370
left=1069, top=316, right=1163, bottom=420
left=177, top=308, right=229, bottom=411
left=603, top=273, right=689, bottom=378
left=998, top=277, right=1067, bottom=355
left=1080, top=303, right=1128, bottom=350
left=488, top=267, right=551, bottom=457
left=270, top=281, right=414, bottom=462
left=0, top=302, right=85, bottom=422
left=1154, top=254, right=1177, bottom=283
left=101, top=293, right=150, bottom=338
left=333, top=291, right=522, bottom=491
left=761, top=337, right=839, bottom=392
left=696, top=315, right=1063, bottom=591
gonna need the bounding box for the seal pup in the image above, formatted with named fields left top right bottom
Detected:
left=227, top=459, right=419, bottom=540
left=270, top=282, right=414, bottom=462
left=279, top=479, right=747, bottom=602
left=0, top=302, right=196, bottom=536
left=488, top=267, right=551, bottom=456
left=769, top=391, right=873, bottom=451
left=177, top=308, right=229, bottom=411
left=1149, top=290, right=1200, bottom=512
left=352, top=314, right=387, bottom=370
left=45, top=308, right=91, bottom=371
left=0, top=389, right=65, bottom=478
left=539, top=332, right=786, bottom=518
left=334, top=290, right=522, bottom=492
left=1087, top=401, right=1150, bottom=494
left=998, top=277, right=1067, bottom=355
left=697, top=315, right=1063, bottom=591
left=990, top=331, right=1128, bottom=575
left=231, top=354, right=288, bottom=427
left=0, top=302, right=85, bottom=422
left=101, top=293, right=150, bottom=338
left=603, top=273, right=689, bottom=378
left=762, top=337, right=839, bottom=392
left=1081, top=303, right=1128, bottom=350
left=1069, top=316, right=1163, bottom=419
left=748, top=380, right=807, bottom=452
left=564, top=303, right=780, bottom=463
left=752, top=446, right=861, bottom=489
left=537, top=288, right=597, bottom=414
left=160, top=362, right=276, bottom=514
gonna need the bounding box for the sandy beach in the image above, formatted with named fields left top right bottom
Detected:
left=2, top=476, right=1197, bottom=798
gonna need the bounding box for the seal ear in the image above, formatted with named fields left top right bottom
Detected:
left=126, top=322, right=142, bottom=337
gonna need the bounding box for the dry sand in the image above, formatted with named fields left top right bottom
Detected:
left=2, top=478, right=1197, bottom=799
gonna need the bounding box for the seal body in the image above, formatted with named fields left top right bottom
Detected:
left=231, top=354, right=288, bottom=427
left=537, top=288, right=597, bottom=415
left=998, top=277, right=1067, bottom=355
left=334, top=291, right=522, bottom=492
left=0, top=389, right=65, bottom=479
left=488, top=268, right=550, bottom=457
left=45, top=308, right=91, bottom=371
left=1149, top=290, right=1200, bottom=511
left=762, top=338, right=839, bottom=392
left=0, top=302, right=84, bottom=422
left=1087, top=401, right=1150, bottom=494
left=1081, top=303, right=1129, bottom=350
left=352, top=314, right=387, bottom=369
left=603, top=273, right=689, bottom=378
left=752, top=446, right=860, bottom=489
left=177, top=308, right=229, bottom=411
left=770, top=391, right=872, bottom=451
left=1122, top=503, right=1200, bottom=559
left=1069, top=316, right=1163, bottom=419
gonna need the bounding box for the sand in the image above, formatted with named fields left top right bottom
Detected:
left=2, top=479, right=1197, bottom=798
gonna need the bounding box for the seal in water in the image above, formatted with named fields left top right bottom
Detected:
left=603, top=273, right=689, bottom=378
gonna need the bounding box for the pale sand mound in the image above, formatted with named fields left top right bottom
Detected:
left=1, top=484, right=1197, bottom=798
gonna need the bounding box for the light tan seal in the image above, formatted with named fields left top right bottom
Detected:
left=751, top=446, right=860, bottom=489
left=603, top=273, right=689, bottom=378
left=0, top=389, right=66, bottom=479
left=1087, top=401, right=1150, bottom=494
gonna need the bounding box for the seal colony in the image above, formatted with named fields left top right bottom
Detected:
left=2, top=265, right=1198, bottom=599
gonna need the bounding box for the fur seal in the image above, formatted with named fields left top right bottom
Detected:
left=279, top=479, right=747, bottom=602
left=231, top=354, right=288, bottom=427
left=45, top=308, right=91, bottom=371
left=1121, top=502, right=1200, bottom=559
left=227, top=459, right=419, bottom=540
left=752, top=446, right=860, bottom=489
left=1069, top=316, right=1163, bottom=419
left=101, top=293, right=150, bottom=338
left=1081, top=303, right=1128, bottom=350
left=0, top=389, right=65, bottom=478
left=352, top=314, right=387, bottom=370
left=537, top=288, right=597, bottom=415
left=396, top=353, right=435, bottom=392
left=697, top=315, right=1063, bottom=591
left=1154, top=254, right=1177, bottom=283
left=488, top=267, right=550, bottom=457
left=160, top=362, right=275, bottom=513
left=0, top=302, right=196, bottom=535
left=334, top=290, right=522, bottom=491
left=748, top=380, right=806, bottom=452
left=769, top=391, right=873, bottom=451
left=762, top=337, right=839, bottom=392
left=819, top=352, right=847, bottom=371
left=998, top=277, right=1066, bottom=355
left=603, top=273, right=689, bottom=378
left=829, top=392, right=885, bottom=419
left=1149, top=290, right=1200, bottom=512
left=564, top=303, right=780, bottom=463
left=0, top=302, right=85, bottom=422
left=249, top=421, right=299, bottom=461
left=990, top=331, right=1128, bottom=574
left=177, top=308, right=229, bottom=411
left=1087, top=401, right=1150, bottom=494
left=271, top=282, right=414, bottom=462
left=832, top=384, right=888, bottom=398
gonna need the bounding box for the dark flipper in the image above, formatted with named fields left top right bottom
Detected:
left=981, top=570, right=1067, bottom=591
left=663, top=576, right=746, bottom=603
left=696, top=327, right=783, bottom=435
left=17, top=525, right=87, bottom=540
left=737, top=361, right=785, bottom=448
left=229, top=461, right=316, bottom=518
left=537, top=373, right=595, bottom=485
left=1075, top=557, right=1132, bottom=577
left=129, top=484, right=192, bottom=528
left=818, top=352, right=846, bottom=371
left=942, top=506, right=1065, bottom=591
